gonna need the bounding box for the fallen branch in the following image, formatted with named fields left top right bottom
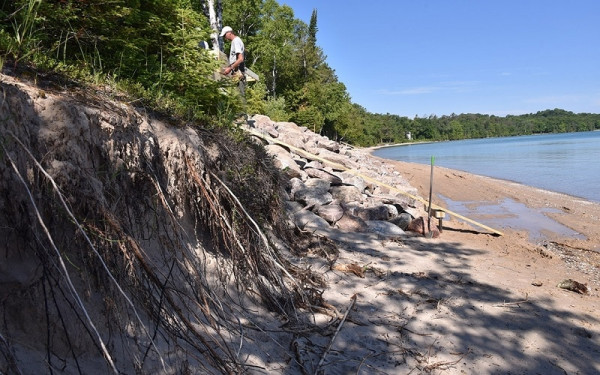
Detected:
left=422, top=348, right=471, bottom=372
left=314, top=294, right=357, bottom=375
left=493, top=293, right=529, bottom=307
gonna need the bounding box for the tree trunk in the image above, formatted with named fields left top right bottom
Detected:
left=205, top=0, right=222, bottom=54
left=271, top=55, right=277, bottom=97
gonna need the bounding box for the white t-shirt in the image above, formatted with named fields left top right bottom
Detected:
left=229, top=36, right=245, bottom=70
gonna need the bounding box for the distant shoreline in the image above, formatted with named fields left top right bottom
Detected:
left=363, top=140, right=437, bottom=152
left=365, top=131, right=600, bottom=203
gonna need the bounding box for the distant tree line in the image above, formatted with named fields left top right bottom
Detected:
left=355, top=108, right=600, bottom=146
left=1, top=1, right=598, bottom=146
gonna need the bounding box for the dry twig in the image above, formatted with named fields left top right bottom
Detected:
left=314, top=294, right=358, bottom=375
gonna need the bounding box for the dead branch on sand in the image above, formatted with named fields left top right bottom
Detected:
left=314, top=293, right=358, bottom=375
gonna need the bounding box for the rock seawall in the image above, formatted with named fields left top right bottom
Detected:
left=244, top=114, right=435, bottom=238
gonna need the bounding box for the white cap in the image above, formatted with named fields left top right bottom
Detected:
left=220, top=26, right=233, bottom=37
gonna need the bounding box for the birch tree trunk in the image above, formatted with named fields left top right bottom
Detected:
left=271, top=55, right=277, bottom=97
left=205, top=0, right=222, bottom=54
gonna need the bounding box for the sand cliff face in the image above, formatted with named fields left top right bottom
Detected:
left=0, top=72, right=428, bottom=374
left=0, top=74, right=312, bottom=374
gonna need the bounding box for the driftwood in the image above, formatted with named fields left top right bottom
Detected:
left=331, top=263, right=365, bottom=278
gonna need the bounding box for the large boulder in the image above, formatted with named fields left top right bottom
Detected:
left=366, top=221, right=406, bottom=238
left=330, top=185, right=363, bottom=203
left=278, top=132, right=309, bottom=151
left=337, top=172, right=368, bottom=193
left=275, top=121, right=307, bottom=134
left=304, top=178, right=331, bottom=192
left=316, top=136, right=340, bottom=153
left=316, top=204, right=344, bottom=224
left=292, top=209, right=331, bottom=230
left=250, top=114, right=275, bottom=128
left=354, top=205, right=390, bottom=221
left=315, top=149, right=354, bottom=171
left=265, top=144, right=302, bottom=177
left=288, top=178, right=305, bottom=200
left=305, top=167, right=343, bottom=185
left=389, top=213, right=413, bottom=230
left=335, top=212, right=369, bottom=232
left=294, top=178, right=333, bottom=207
left=407, top=216, right=440, bottom=238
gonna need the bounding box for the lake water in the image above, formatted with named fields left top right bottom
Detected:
left=373, top=131, right=600, bottom=203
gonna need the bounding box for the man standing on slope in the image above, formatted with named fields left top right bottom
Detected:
left=220, top=26, right=246, bottom=101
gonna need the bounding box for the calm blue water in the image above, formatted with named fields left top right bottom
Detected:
left=373, top=131, right=600, bottom=203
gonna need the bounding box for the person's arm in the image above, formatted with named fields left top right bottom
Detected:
left=226, top=53, right=244, bottom=72
left=230, top=53, right=244, bottom=70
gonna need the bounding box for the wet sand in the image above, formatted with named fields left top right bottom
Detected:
left=377, top=157, right=600, bottom=287
left=385, top=159, right=599, bottom=245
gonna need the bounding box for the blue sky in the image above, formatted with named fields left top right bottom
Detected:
left=280, top=0, right=600, bottom=118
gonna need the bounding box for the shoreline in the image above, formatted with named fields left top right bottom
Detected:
left=362, top=139, right=437, bottom=152
left=366, top=131, right=600, bottom=204
left=369, top=155, right=600, bottom=251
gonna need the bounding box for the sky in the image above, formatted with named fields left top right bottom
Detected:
left=280, top=0, right=600, bottom=118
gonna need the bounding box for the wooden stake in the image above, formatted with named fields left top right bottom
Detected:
left=427, top=156, right=435, bottom=237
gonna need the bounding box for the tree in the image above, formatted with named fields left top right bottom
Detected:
left=250, top=0, right=297, bottom=97
left=200, top=0, right=223, bottom=54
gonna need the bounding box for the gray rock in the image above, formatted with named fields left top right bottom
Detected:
left=275, top=121, right=306, bottom=133
left=251, top=114, right=275, bottom=128
left=385, top=204, right=399, bottom=218
left=305, top=160, right=323, bottom=169
left=317, top=138, right=340, bottom=153
left=334, top=213, right=368, bottom=232
left=305, top=168, right=343, bottom=185
left=355, top=205, right=390, bottom=221
left=278, top=133, right=308, bottom=151
left=338, top=172, right=368, bottom=193
left=293, top=209, right=331, bottom=230
left=304, top=178, right=331, bottom=193
left=330, top=185, right=363, bottom=203
left=289, top=178, right=306, bottom=200
left=284, top=200, right=304, bottom=215
left=265, top=144, right=302, bottom=177
left=315, top=149, right=354, bottom=170
left=366, top=220, right=406, bottom=237
left=294, top=178, right=333, bottom=207
left=316, top=204, right=344, bottom=224
left=295, top=191, right=333, bottom=208
left=389, top=213, right=413, bottom=230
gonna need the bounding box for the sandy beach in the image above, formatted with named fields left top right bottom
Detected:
left=293, top=155, right=600, bottom=374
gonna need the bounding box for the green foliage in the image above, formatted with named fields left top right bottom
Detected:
left=0, top=0, right=239, bottom=121
left=0, top=0, right=42, bottom=63
left=263, top=95, right=289, bottom=121
left=359, top=110, right=600, bottom=146
left=293, top=105, right=323, bottom=133
left=245, top=80, right=267, bottom=115
left=2, top=0, right=598, bottom=145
